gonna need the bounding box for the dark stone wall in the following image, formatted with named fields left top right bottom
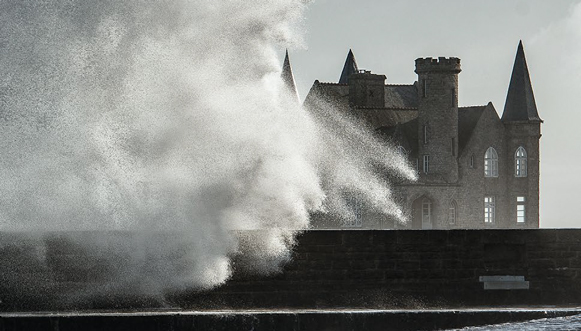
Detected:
left=2, top=310, right=580, bottom=331
left=188, top=229, right=581, bottom=309
left=0, top=229, right=580, bottom=311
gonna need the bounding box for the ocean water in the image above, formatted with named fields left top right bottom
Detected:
left=448, top=313, right=581, bottom=330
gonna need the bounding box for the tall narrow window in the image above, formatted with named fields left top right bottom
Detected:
left=451, top=138, right=456, bottom=156
left=397, top=146, right=407, bottom=156
left=470, top=154, right=475, bottom=168
left=422, top=198, right=432, bottom=229
left=517, top=196, right=526, bottom=223
left=423, top=155, right=430, bottom=174
left=423, top=125, right=428, bottom=144
left=448, top=200, right=457, bottom=225
left=451, top=88, right=456, bottom=107
left=484, top=196, right=495, bottom=224
left=515, top=147, right=527, bottom=177
left=484, top=147, right=498, bottom=177
left=423, top=79, right=427, bottom=98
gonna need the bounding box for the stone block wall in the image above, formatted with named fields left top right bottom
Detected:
left=0, top=230, right=580, bottom=311
left=202, top=229, right=581, bottom=309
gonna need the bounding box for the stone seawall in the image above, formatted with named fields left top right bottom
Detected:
left=0, top=230, right=580, bottom=311
left=201, top=229, right=581, bottom=309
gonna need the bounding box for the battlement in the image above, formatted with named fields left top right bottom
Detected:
left=350, top=70, right=386, bottom=82
left=415, top=57, right=461, bottom=74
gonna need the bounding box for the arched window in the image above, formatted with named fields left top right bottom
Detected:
left=515, top=146, right=527, bottom=177
left=448, top=200, right=457, bottom=225
left=484, top=147, right=498, bottom=177
left=397, top=146, right=407, bottom=156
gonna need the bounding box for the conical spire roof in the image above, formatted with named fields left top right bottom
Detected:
left=501, top=41, right=541, bottom=122
left=339, top=49, right=359, bottom=84
left=281, top=49, right=299, bottom=101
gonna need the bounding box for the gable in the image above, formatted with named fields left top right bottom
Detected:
left=460, top=102, right=504, bottom=157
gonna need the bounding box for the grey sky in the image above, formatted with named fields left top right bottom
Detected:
left=285, top=0, right=581, bottom=228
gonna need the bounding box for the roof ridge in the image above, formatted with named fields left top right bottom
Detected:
left=459, top=105, right=487, bottom=109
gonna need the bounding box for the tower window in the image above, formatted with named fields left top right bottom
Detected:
left=484, top=196, right=495, bottom=224
left=517, top=196, right=526, bottom=223
left=423, top=79, right=428, bottom=98
left=423, top=125, right=429, bottom=144
left=515, top=146, right=527, bottom=177
left=423, top=155, right=430, bottom=174
left=484, top=147, right=498, bottom=177
left=451, top=88, right=456, bottom=107
left=470, top=154, right=475, bottom=168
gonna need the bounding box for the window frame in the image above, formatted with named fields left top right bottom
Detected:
left=484, top=196, right=495, bottom=224
left=517, top=196, right=526, bottom=223
left=515, top=146, right=527, bottom=177
left=448, top=200, right=457, bottom=225
left=484, top=147, right=499, bottom=178
left=397, top=146, right=407, bottom=156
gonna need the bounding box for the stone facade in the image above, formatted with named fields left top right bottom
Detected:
left=296, top=42, right=542, bottom=229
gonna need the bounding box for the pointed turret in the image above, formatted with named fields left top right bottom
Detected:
left=501, top=41, right=542, bottom=122
left=339, top=49, right=359, bottom=84
left=281, top=49, right=299, bottom=101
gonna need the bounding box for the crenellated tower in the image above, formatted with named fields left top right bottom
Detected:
left=415, top=57, right=461, bottom=183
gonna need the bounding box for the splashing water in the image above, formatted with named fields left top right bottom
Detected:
left=0, top=0, right=415, bottom=298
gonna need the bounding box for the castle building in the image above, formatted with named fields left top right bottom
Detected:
left=284, top=41, right=542, bottom=229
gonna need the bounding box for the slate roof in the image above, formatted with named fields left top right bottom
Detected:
left=458, top=105, right=487, bottom=153
left=385, top=84, right=419, bottom=109
left=339, top=50, right=359, bottom=84
left=310, top=82, right=418, bottom=109
left=501, top=41, right=542, bottom=122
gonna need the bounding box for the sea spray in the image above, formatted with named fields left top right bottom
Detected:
left=0, top=0, right=415, bottom=303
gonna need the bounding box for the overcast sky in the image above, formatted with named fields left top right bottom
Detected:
left=284, top=0, right=581, bottom=228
